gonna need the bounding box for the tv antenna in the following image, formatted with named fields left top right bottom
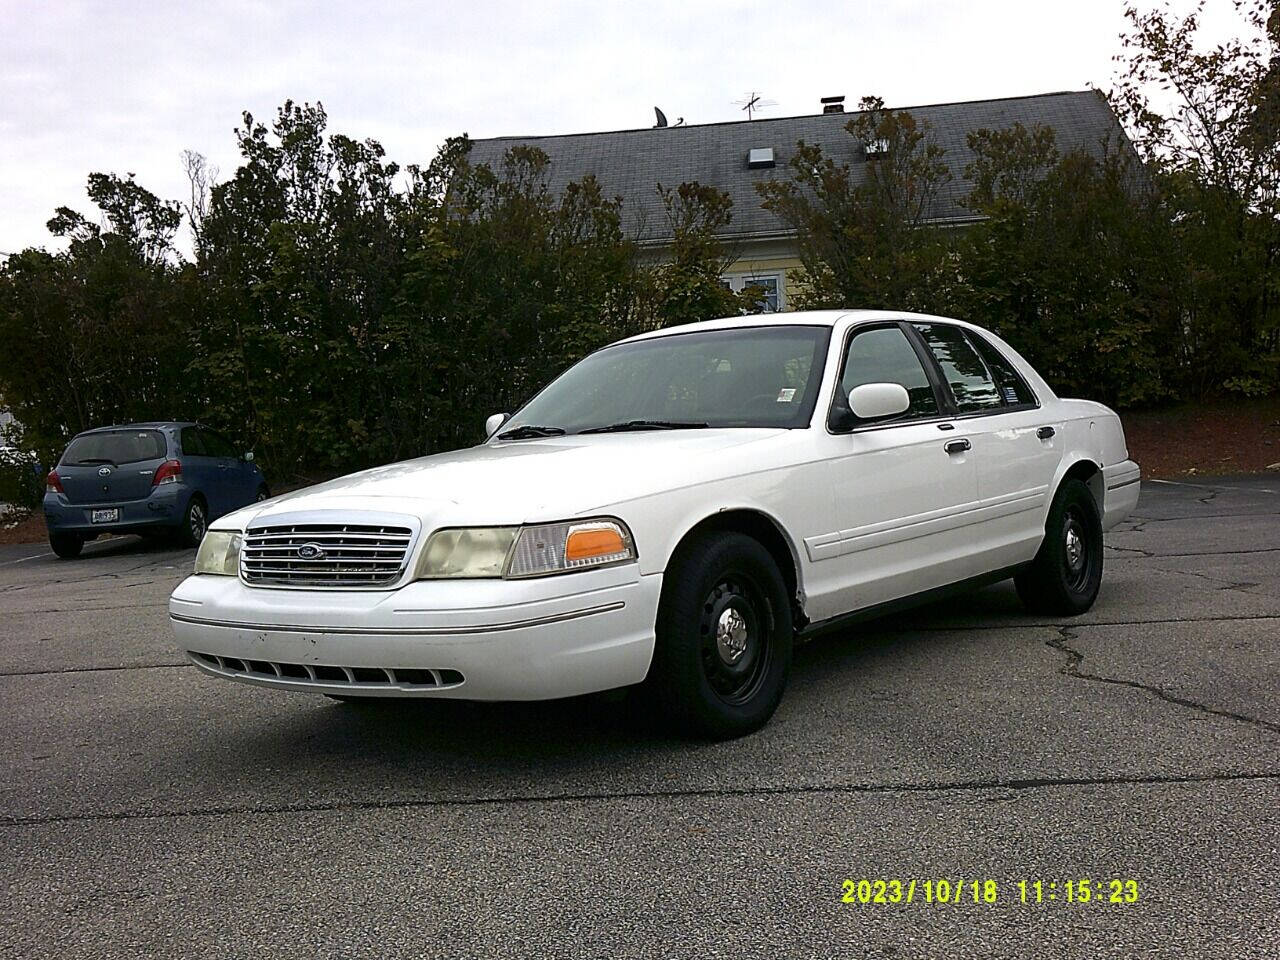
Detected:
left=733, top=91, right=776, bottom=121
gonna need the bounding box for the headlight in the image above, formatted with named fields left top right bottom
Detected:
left=194, top=530, right=241, bottom=576
left=414, top=518, right=636, bottom=580
left=415, top=527, right=518, bottom=579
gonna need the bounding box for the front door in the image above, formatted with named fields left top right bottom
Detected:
left=809, top=322, right=981, bottom=619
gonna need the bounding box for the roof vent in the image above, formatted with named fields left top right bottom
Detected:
left=746, top=147, right=776, bottom=169
left=821, top=95, right=845, bottom=114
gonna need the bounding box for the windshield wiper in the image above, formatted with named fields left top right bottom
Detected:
left=73, top=458, right=116, bottom=465
left=496, top=424, right=567, bottom=441
left=579, top=419, right=709, bottom=434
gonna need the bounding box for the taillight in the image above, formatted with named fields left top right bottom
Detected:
left=153, top=459, right=182, bottom=486
left=46, top=469, right=64, bottom=494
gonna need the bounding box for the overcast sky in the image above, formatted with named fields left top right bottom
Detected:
left=0, top=0, right=1237, bottom=255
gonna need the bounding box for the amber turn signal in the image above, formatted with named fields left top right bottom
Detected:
left=565, top=526, right=626, bottom=562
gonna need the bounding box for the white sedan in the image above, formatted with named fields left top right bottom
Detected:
left=170, top=311, right=1140, bottom=738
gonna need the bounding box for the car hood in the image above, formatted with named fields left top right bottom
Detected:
left=219, top=430, right=789, bottom=529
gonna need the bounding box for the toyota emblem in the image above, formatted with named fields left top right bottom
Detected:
left=97, top=466, right=112, bottom=477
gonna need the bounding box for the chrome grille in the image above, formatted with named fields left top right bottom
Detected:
left=241, top=520, right=415, bottom=587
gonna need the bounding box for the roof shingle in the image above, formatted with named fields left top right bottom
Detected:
left=466, top=90, right=1127, bottom=242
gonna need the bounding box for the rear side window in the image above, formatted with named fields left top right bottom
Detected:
left=968, top=332, right=1037, bottom=407
left=840, top=325, right=939, bottom=418
left=62, top=430, right=166, bottom=465
left=203, top=431, right=238, bottom=458
left=180, top=428, right=207, bottom=456
left=911, top=323, right=1003, bottom=413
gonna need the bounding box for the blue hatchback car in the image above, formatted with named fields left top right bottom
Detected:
left=43, top=422, right=269, bottom=558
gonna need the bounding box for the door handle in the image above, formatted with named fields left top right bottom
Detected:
left=944, top=438, right=971, bottom=455
left=1037, top=426, right=1056, bottom=440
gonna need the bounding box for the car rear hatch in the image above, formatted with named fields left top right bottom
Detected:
left=58, top=429, right=168, bottom=504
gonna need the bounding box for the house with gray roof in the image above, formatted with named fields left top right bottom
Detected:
left=467, top=90, right=1131, bottom=310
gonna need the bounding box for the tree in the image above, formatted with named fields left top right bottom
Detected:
left=756, top=96, right=953, bottom=311
left=0, top=174, right=187, bottom=462
left=1111, top=0, right=1280, bottom=395
left=641, top=181, right=759, bottom=327
left=960, top=123, right=1179, bottom=405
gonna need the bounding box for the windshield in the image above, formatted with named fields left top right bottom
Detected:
left=61, top=429, right=166, bottom=465
left=503, top=325, right=832, bottom=436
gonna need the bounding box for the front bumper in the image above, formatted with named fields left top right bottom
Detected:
left=44, top=487, right=186, bottom=535
left=169, top=562, right=661, bottom=701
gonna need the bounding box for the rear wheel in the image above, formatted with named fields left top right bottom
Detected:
left=647, top=532, right=793, bottom=739
left=255, top=485, right=270, bottom=501
left=1015, top=478, right=1104, bottom=615
left=49, top=532, right=84, bottom=559
left=176, top=496, right=208, bottom=548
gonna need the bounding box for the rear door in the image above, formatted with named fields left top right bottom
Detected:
left=202, top=429, right=255, bottom=511
left=57, top=430, right=168, bottom=504
left=907, top=322, right=1059, bottom=570
left=178, top=427, right=226, bottom=516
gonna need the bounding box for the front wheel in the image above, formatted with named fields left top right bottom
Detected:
left=1015, top=478, right=1104, bottom=615
left=49, top=532, right=84, bottom=559
left=647, top=532, right=793, bottom=739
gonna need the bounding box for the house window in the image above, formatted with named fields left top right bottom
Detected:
left=720, top=272, right=784, bottom=312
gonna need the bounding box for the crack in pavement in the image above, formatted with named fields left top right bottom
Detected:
left=4, top=603, right=169, bottom=615
left=1115, top=511, right=1280, bottom=528
left=1108, top=546, right=1280, bottom=559
left=2, top=770, right=1275, bottom=829
left=0, top=662, right=188, bottom=678
left=903, top=613, right=1280, bottom=633
left=1047, top=626, right=1280, bottom=734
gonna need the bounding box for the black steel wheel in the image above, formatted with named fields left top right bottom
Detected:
left=1015, top=478, right=1104, bottom=615
left=647, top=531, right=793, bottom=739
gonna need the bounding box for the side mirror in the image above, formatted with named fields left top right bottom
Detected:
left=828, top=382, right=911, bottom=432
left=849, top=382, right=910, bottom=421
left=485, top=413, right=510, bottom=438
left=243, top=451, right=255, bottom=462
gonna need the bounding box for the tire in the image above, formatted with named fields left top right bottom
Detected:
left=1015, top=478, right=1104, bottom=615
left=49, top=532, right=84, bottom=559
left=647, top=531, right=793, bottom=739
left=176, top=496, right=208, bottom=548
left=255, top=485, right=270, bottom=502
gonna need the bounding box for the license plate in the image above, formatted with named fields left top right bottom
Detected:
left=91, top=508, right=119, bottom=524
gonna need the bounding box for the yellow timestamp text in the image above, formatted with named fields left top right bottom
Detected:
left=839, top=878, right=1140, bottom=906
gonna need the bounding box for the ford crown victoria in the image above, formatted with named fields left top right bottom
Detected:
left=169, top=311, right=1140, bottom=738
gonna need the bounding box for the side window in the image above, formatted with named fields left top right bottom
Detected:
left=204, top=430, right=237, bottom=458
left=967, top=332, right=1036, bottom=407
left=911, top=323, right=1003, bottom=413
left=840, top=325, right=939, bottom=418
left=181, top=428, right=207, bottom=457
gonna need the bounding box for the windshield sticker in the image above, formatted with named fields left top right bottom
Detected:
left=777, top=388, right=797, bottom=403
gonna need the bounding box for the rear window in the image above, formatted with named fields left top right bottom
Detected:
left=62, top=430, right=167, bottom=466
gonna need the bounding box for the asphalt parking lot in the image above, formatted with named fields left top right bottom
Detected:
left=1, top=477, right=1277, bottom=958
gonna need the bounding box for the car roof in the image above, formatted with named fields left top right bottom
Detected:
left=76, top=421, right=194, bottom=435
left=616, top=310, right=989, bottom=344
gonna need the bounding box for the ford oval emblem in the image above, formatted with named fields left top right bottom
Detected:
left=296, top=542, right=325, bottom=561
left=97, top=466, right=112, bottom=477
